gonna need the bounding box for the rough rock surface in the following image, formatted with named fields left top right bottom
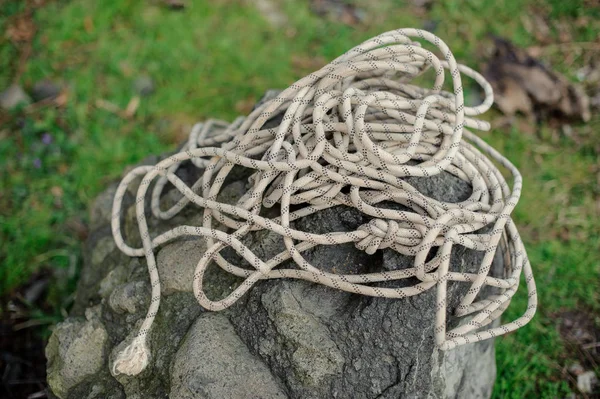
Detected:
left=170, top=313, right=287, bottom=399
left=46, top=93, right=501, bottom=399
left=0, top=84, right=30, bottom=110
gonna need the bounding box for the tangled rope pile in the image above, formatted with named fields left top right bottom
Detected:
left=110, top=28, right=537, bottom=376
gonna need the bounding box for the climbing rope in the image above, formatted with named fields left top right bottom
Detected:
left=110, top=28, right=537, bottom=376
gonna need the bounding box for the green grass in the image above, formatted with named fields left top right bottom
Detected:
left=482, top=126, right=600, bottom=398
left=1, top=0, right=598, bottom=396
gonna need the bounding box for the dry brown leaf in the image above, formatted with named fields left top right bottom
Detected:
left=235, top=96, right=256, bottom=115
left=96, top=97, right=140, bottom=119
left=521, top=14, right=552, bottom=45
left=484, top=37, right=591, bottom=123
left=6, top=13, right=36, bottom=44
left=119, top=61, right=134, bottom=77
left=291, top=55, right=327, bottom=73
left=84, top=16, right=94, bottom=34
left=54, top=89, right=69, bottom=107
left=50, top=186, right=63, bottom=198
left=66, top=217, right=89, bottom=240
left=95, top=98, right=121, bottom=114
left=124, top=96, right=140, bottom=118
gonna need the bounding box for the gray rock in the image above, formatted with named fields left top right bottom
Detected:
left=227, top=232, right=501, bottom=399
left=89, top=183, right=120, bottom=231
left=91, top=236, right=117, bottom=267
left=260, top=282, right=346, bottom=388
left=577, top=370, right=598, bottom=394
left=170, top=313, right=287, bottom=399
left=133, top=75, right=155, bottom=97
left=46, top=311, right=108, bottom=399
left=434, top=330, right=497, bottom=398
left=99, top=264, right=129, bottom=299
left=0, top=84, right=30, bottom=110
left=47, top=92, right=500, bottom=398
left=31, top=79, right=61, bottom=101
left=109, top=281, right=149, bottom=314
left=157, top=239, right=207, bottom=295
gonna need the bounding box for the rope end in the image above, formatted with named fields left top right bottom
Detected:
left=111, top=337, right=150, bottom=376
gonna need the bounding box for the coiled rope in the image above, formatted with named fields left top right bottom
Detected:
left=110, top=28, right=537, bottom=376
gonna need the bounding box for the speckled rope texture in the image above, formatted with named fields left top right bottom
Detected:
left=110, top=28, right=537, bottom=376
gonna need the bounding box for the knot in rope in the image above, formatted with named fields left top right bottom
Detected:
left=356, top=219, right=404, bottom=254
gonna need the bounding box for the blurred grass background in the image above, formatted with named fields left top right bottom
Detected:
left=0, top=0, right=598, bottom=397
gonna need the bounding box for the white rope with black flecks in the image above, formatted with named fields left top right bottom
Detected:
left=110, top=28, right=537, bottom=376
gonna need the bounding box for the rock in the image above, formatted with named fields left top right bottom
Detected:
left=228, top=232, right=500, bottom=398
left=577, top=371, right=598, bottom=394
left=46, top=311, right=109, bottom=399
left=170, top=313, right=287, bottom=399
left=435, top=338, right=496, bottom=398
left=31, top=79, right=61, bottom=101
left=47, top=92, right=501, bottom=398
left=91, top=236, right=117, bottom=267
left=99, top=264, right=129, bottom=299
left=89, top=183, right=120, bottom=231
left=0, top=84, right=30, bottom=110
left=259, top=282, right=346, bottom=388
left=133, top=75, right=155, bottom=97
left=109, top=281, right=149, bottom=314
left=157, top=239, right=207, bottom=295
